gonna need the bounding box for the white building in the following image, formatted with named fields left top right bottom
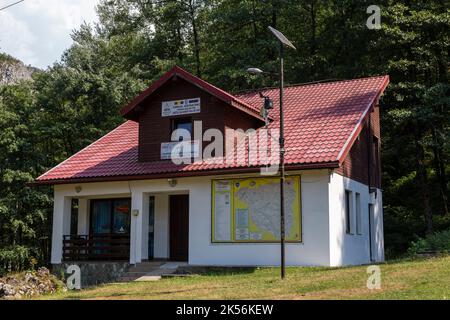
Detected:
left=36, top=66, right=389, bottom=269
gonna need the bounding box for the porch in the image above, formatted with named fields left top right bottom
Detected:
left=51, top=183, right=190, bottom=265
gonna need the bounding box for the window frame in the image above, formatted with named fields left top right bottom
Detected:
left=345, top=190, right=353, bottom=235
left=171, top=117, right=193, bottom=140
left=70, top=199, right=79, bottom=235
left=355, top=192, right=362, bottom=235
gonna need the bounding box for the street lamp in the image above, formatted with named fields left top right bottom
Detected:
left=248, top=26, right=296, bottom=280
left=247, top=68, right=265, bottom=75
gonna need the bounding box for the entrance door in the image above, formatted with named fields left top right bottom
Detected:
left=169, top=195, right=189, bottom=261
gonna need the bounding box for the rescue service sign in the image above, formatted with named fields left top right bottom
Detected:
left=162, top=98, right=201, bottom=117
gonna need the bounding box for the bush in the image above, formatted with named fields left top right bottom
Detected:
left=408, top=229, right=450, bottom=256
left=0, top=246, right=32, bottom=276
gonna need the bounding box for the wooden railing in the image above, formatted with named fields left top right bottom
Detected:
left=62, top=234, right=130, bottom=261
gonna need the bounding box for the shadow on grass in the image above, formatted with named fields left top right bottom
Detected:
left=178, top=266, right=257, bottom=276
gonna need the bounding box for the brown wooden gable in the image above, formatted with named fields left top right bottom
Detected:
left=137, top=76, right=264, bottom=162
left=336, top=104, right=382, bottom=189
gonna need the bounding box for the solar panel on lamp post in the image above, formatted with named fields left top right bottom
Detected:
left=247, top=26, right=296, bottom=280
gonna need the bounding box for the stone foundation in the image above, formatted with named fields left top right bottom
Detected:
left=52, top=262, right=130, bottom=288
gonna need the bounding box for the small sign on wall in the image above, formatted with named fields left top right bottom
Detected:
left=161, top=140, right=200, bottom=160
left=162, top=98, right=201, bottom=117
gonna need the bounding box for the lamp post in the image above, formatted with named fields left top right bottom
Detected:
left=248, top=26, right=296, bottom=280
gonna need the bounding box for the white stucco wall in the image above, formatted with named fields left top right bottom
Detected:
left=50, top=169, right=383, bottom=267
left=51, top=170, right=331, bottom=266
left=328, top=173, right=384, bottom=266
left=188, top=171, right=331, bottom=266
left=370, top=188, right=385, bottom=262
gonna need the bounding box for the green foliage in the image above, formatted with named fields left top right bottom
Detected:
left=0, top=245, right=32, bottom=276
left=408, top=229, right=450, bottom=255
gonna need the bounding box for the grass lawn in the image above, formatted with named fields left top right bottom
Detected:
left=41, top=256, right=450, bottom=300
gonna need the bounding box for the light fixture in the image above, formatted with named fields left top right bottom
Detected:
left=168, top=179, right=178, bottom=187
left=268, top=26, right=297, bottom=49
left=247, top=67, right=264, bottom=75
left=75, top=186, right=82, bottom=193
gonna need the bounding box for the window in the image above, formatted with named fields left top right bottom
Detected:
left=70, top=199, right=79, bottom=235
left=171, top=117, right=193, bottom=140
left=355, top=193, right=362, bottom=235
left=90, top=199, right=131, bottom=235
left=345, top=190, right=352, bottom=234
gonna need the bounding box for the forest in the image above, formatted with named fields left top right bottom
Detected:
left=0, top=0, right=449, bottom=273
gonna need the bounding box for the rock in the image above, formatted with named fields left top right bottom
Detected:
left=0, top=267, right=65, bottom=299
left=0, top=53, right=36, bottom=86
left=3, top=284, right=15, bottom=296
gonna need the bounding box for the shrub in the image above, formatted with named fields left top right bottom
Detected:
left=408, top=229, right=450, bottom=256
left=0, top=245, right=32, bottom=276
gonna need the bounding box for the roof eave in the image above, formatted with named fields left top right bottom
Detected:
left=337, top=75, right=390, bottom=165
left=31, top=161, right=340, bottom=186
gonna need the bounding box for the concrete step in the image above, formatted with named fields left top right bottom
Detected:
left=118, top=268, right=177, bottom=282
left=118, top=276, right=144, bottom=282
left=134, top=261, right=165, bottom=267
left=146, top=268, right=176, bottom=276
left=134, top=275, right=162, bottom=282
left=117, top=261, right=183, bottom=282
left=127, top=266, right=161, bottom=272
left=122, top=271, right=152, bottom=276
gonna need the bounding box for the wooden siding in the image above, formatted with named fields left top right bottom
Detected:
left=137, top=77, right=263, bottom=162
left=336, top=104, right=382, bottom=188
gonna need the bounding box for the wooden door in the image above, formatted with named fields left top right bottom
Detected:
left=169, top=195, right=189, bottom=261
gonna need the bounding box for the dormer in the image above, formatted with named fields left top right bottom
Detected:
left=120, top=66, right=266, bottom=162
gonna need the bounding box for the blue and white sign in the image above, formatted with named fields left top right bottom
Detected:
left=162, top=98, right=201, bottom=117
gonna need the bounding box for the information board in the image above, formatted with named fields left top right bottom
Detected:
left=212, top=177, right=302, bottom=243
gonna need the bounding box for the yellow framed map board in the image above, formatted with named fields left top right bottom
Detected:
left=211, top=176, right=302, bottom=243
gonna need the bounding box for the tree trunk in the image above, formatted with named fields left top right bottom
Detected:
left=432, top=129, right=448, bottom=215
left=309, top=0, right=317, bottom=56
left=251, top=0, right=258, bottom=43
left=271, top=0, right=277, bottom=28
left=189, top=1, right=201, bottom=77
left=176, top=26, right=184, bottom=64
left=309, top=0, right=317, bottom=78
left=414, top=131, right=434, bottom=235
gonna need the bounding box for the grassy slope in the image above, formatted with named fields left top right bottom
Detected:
left=42, top=256, right=450, bottom=300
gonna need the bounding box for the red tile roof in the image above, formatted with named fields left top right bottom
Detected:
left=36, top=69, right=389, bottom=184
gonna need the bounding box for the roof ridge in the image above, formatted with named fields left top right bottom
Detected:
left=235, top=75, right=389, bottom=96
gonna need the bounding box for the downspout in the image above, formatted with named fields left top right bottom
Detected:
left=367, top=111, right=372, bottom=193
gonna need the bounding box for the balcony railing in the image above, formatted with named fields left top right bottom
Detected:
left=62, top=234, right=130, bottom=261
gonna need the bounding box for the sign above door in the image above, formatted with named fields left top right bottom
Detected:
left=162, top=98, right=201, bottom=117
